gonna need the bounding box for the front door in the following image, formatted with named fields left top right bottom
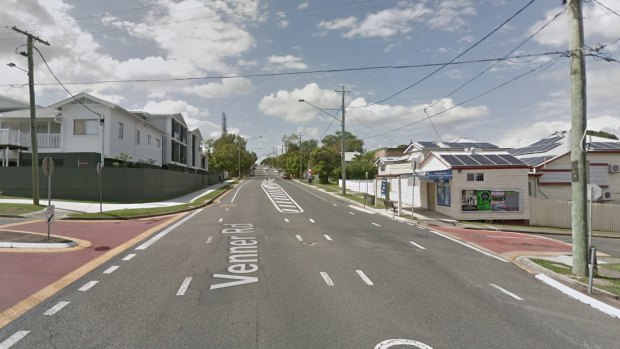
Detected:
left=427, top=182, right=436, bottom=210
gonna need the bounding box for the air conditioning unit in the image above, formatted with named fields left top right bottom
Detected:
left=601, top=189, right=614, bottom=201
left=609, top=164, right=620, bottom=173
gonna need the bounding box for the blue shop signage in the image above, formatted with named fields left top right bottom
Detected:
left=416, top=170, right=453, bottom=181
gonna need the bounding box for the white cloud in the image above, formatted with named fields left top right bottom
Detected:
left=297, top=2, right=308, bottom=10
left=267, top=55, right=308, bottom=70
left=182, top=78, right=253, bottom=99
left=258, top=83, right=341, bottom=123
left=276, top=11, right=289, bottom=29
left=238, top=59, right=258, bottom=67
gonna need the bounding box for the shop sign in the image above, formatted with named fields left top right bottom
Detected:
left=385, top=162, right=413, bottom=175
left=416, top=170, right=453, bottom=180
left=461, top=190, right=520, bottom=212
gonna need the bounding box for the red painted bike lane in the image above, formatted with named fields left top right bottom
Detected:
left=431, top=226, right=572, bottom=259
left=0, top=215, right=180, bottom=328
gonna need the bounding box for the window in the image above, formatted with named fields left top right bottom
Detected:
left=118, top=123, right=124, bottom=139
left=74, top=119, right=98, bottom=135
left=147, top=135, right=151, bottom=145
left=137, top=130, right=141, bottom=144
left=156, top=138, right=161, bottom=148
left=466, top=173, right=484, bottom=181
left=437, top=181, right=451, bottom=207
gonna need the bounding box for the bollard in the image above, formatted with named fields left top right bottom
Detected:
left=587, top=246, right=597, bottom=294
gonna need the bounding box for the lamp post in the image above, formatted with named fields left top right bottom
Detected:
left=239, top=135, right=262, bottom=178
left=298, top=96, right=347, bottom=194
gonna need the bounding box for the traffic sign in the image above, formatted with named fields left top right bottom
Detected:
left=46, top=205, right=55, bottom=224
left=42, top=157, right=54, bottom=176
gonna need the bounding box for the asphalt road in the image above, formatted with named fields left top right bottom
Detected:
left=1, top=167, right=619, bottom=348
left=531, top=233, right=620, bottom=257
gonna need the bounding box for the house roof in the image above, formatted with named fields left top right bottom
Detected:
left=0, top=96, right=29, bottom=113
left=419, top=151, right=528, bottom=170
left=403, top=138, right=500, bottom=154
left=0, top=106, right=60, bottom=119
left=134, top=111, right=189, bottom=128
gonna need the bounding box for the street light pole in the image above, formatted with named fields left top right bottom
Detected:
left=336, top=86, right=350, bottom=196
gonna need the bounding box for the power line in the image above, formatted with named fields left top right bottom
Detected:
left=592, top=0, right=620, bottom=18
left=1, top=51, right=567, bottom=87
left=349, top=0, right=538, bottom=109
left=362, top=55, right=563, bottom=140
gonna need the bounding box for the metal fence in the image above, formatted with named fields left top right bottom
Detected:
left=529, top=197, right=620, bottom=232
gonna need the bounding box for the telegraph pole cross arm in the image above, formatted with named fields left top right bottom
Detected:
left=9, top=26, right=50, bottom=206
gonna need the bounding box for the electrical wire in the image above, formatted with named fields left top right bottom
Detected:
left=348, top=0, right=538, bottom=109
left=0, top=51, right=567, bottom=88
left=592, top=0, right=620, bottom=18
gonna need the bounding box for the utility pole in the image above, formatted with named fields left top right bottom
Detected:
left=299, top=132, right=303, bottom=180
left=10, top=26, right=50, bottom=206
left=336, top=86, right=350, bottom=195
left=567, top=0, right=588, bottom=277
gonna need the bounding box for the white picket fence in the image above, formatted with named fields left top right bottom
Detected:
left=529, top=197, right=620, bottom=232
left=340, top=178, right=421, bottom=207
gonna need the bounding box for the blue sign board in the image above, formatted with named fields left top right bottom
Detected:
left=416, top=170, right=453, bottom=181
left=380, top=178, right=388, bottom=196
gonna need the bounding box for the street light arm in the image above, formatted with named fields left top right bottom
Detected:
left=298, top=99, right=341, bottom=122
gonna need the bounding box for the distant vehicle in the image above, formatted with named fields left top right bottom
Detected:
left=282, top=173, right=291, bottom=179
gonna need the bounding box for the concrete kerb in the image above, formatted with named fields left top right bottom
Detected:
left=463, top=223, right=620, bottom=239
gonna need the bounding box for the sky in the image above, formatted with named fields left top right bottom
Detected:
left=1, top=0, right=620, bottom=159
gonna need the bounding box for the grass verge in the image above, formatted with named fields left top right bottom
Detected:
left=531, top=258, right=620, bottom=297
left=67, top=185, right=232, bottom=219
left=0, top=203, right=44, bottom=216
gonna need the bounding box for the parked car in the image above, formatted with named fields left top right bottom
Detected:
left=282, top=173, right=291, bottom=179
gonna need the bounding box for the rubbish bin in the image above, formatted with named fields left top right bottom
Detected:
left=365, top=194, right=375, bottom=205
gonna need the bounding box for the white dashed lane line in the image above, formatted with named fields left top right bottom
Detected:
left=409, top=241, right=426, bottom=250
left=309, top=218, right=315, bottom=223
left=284, top=218, right=290, bottom=223
left=296, top=235, right=303, bottom=242
left=176, top=277, right=193, bottom=296
left=218, top=218, right=223, bottom=223
left=372, top=222, right=381, bottom=227
left=490, top=284, right=524, bottom=301
left=356, top=270, right=374, bottom=286
left=348, top=212, right=356, bottom=215
left=0, top=331, right=30, bottom=348
left=122, top=254, right=136, bottom=261
left=206, top=236, right=213, bottom=244
left=78, top=281, right=98, bottom=292
left=225, top=208, right=229, bottom=211
left=44, top=301, right=70, bottom=316
left=331, top=203, right=337, bottom=207
left=320, top=272, right=334, bottom=286
left=324, top=234, right=332, bottom=241
left=103, top=266, right=119, bottom=274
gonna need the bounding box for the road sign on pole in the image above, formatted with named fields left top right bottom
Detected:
left=42, top=156, right=54, bottom=176
left=46, top=205, right=55, bottom=241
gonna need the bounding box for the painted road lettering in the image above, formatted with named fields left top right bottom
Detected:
left=210, top=224, right=259, bottom=290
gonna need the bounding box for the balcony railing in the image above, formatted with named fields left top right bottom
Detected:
left=0, top=129, right=60, bottom=149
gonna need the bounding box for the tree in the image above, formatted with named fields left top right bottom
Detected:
left=206, top=133, right=256, bottom=176
left=321, top=131, right=364, bottom=153
left=346, top=151, right=378, bottom=179
left=308, top=147, right=339, bottom=184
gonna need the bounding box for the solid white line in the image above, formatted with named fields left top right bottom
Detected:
left=324, top=234, right=332, bottom=241
left=231, top=178, right=254, bottom=203
left=348, top=211, right=356, bottom=215
left=296, top=235, right=303, bottom=242
left=0, top=331, right=30, bottom=349
left=356, top=270, right=374, bottom=286
left=372, top=222, right=381, bottom=227
left=409, top=241, right=426, bottom=250
left=320, top=272, right=334, bottom=286
left=218, top=218, right=223, bottom=223
left=136, top=209, right=203, bottom=250
left=309, top=218, right=315, bottom=223
left=44, top=301, right=70, bottom=316
left=429, top=230, right=509, bottom=263
left=122, top=254, right=136, bottom=261
left=287, top=181, right=328, bottom=201
left=103, top=266, right=119, bottom=274
left=490, top=283, right=523, bottom=301
left=348, top=205, right=376, bottom=214
left=284, top=218, right=290, bottom=222
left=535, top=274, right=620, bottom=319
left=374, top=339, right=433, bottom=349
left=206, top=236, right=213, bottom=244
left=78, top=281, right=98, bottom=292
left=176, top=277, right=193, bottom=296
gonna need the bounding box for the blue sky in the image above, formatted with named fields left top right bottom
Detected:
left=1, top=0, right=619, bottom=158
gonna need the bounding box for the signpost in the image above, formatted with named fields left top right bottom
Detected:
left=42, top=157, right=55, bottom=241
left=97, top=162, right=103, bottom=213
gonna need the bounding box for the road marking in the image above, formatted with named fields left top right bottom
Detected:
left=332, top=203, right=337, bottom=206
left=490, top=284, right=523, bottom=301
left=218, top=218, right=223, bottom=223
left=261, top=179, right=304, bottom=213
left=287, top=181, right=328, bottom=201
left=409, top=241, right=426, bottom=250
left=375, top=339, right=433, bottom=349
left=324, top=234, right=332, bottom=241
left=320, top=272, right=334, bottom=286
left=428, top=230, right=509, bottom=263
left=356, top=270, right=374, bottom=285
left=309, top=218, right=315, bottom=223
left=296, top=235, right=303, bottom=242
left=372, top=222, right=381, bottom=227
left=206, top=236, right=213, bottom=244
left=407, top=223, right=414, bottom=226
left=78, top=281, right=98, bottom=292
left=284, top=218, right=290, bottom=223
left=231, top=178, right=254, bottom=203
left=348, top=211, right=356, bottom=215
left=0, top=331, right=30, bottom=349
left=535, top=274, right=620, bottom=319
left=225, top=208, right=229, bottom=211
left=136, top=209, right=203, bottom=250
left=176, top=277, right=193, bottom=296
left=122, top=254, right=136, bottom=261
left=103, top=266, right=119, bottom=274
left=44, top=301, right=70, bottom=316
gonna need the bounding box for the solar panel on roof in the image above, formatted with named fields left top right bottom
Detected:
left=470, top=154, right=494, bottom=165
left=416, top=141, right=436, bottom=148
left=453, top=155, right=480, bottom=166
left=484, top=154, right=511, bottom=165
left=498, top=154, right=525, bottom=165
left=589, top=142, right=620, bottom=150
left=440, top=154, right=465, bottom=166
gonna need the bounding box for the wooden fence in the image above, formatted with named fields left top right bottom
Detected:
left=529, top=197, right=620, bottom=232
